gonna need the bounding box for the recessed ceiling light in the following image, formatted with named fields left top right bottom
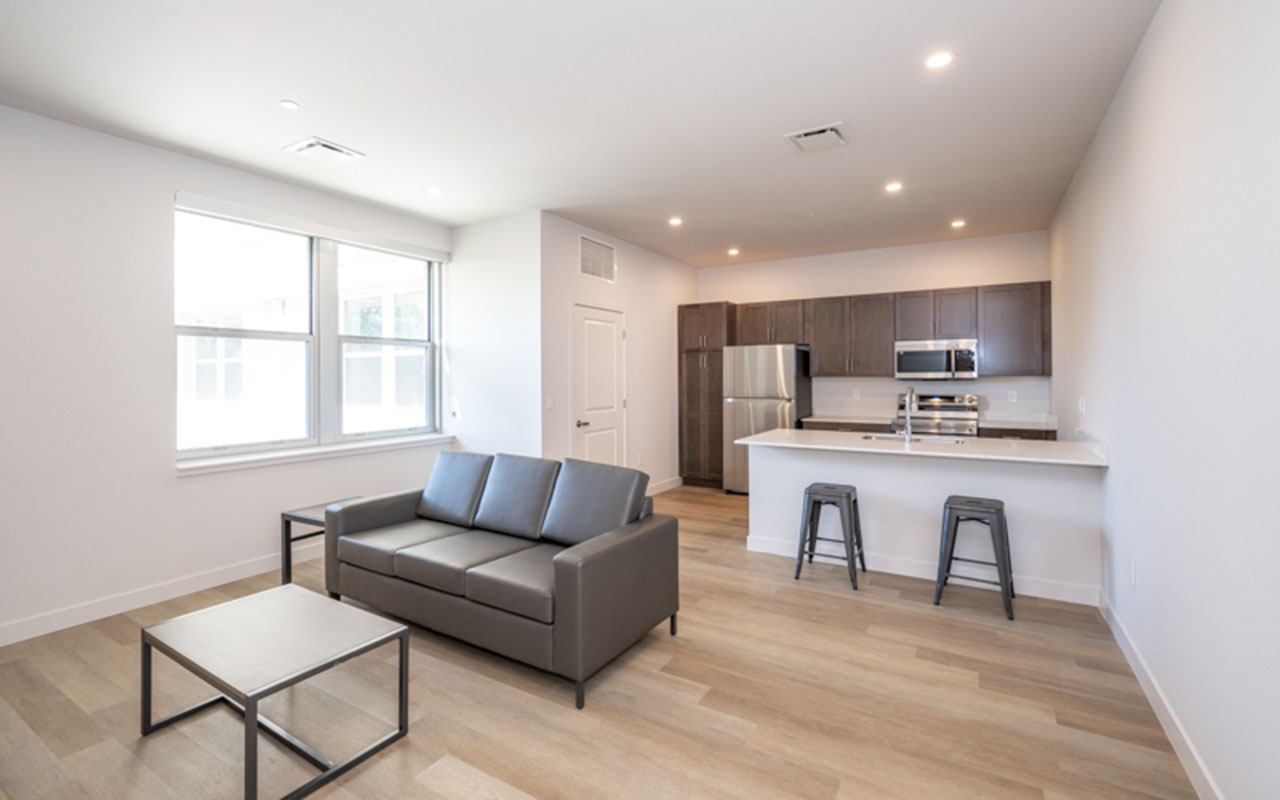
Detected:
left=279, top=98, right=300, bottom=111
left=728, top=248, right=740, bottom=256
left=885, top=181, right=903, bottom=193
left=926, top=52, right=954, bottom=69
left=668, top=217, right=683, bottom=227
left=951, top=219, right=966, bottom=229
left=427, top=187, right=444, bottom=197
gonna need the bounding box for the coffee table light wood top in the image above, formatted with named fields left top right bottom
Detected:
left=141, top=585, right=409, bottom=799
left=144, top=584, right=404, bottom=699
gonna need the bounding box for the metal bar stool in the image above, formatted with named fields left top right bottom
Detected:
left=933, top=495, right=1014, bottom=619
left=794, top=483, right=867, bottom=589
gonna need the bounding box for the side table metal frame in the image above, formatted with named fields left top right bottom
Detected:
left=141, top=626, right=408, bottom=799
left=280, top=499, right=356, bottom=584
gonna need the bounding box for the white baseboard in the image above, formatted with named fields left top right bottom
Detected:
left=648, top=476, right=683, bottom=495
left=1100, top=596, right=1221, bottom=800
left=746, top=534, right=1099, bottom=606
left=0, top=542, right=324, bottom=648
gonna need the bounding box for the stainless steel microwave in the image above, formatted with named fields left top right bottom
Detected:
left=894, top=339, right=978, bottom=379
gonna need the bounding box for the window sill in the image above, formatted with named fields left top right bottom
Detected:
left=176, top=433, right=454, bottom=477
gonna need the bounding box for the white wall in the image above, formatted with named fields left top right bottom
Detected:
left=1048, top=2, right=1280, bottom=796
left=695, top=230, right=1048, bottom=302
left=443, top=211, right=543, bottom=456
left=540, top=213, right=697, bottom=491
left=697, top=231, right=1055, bottom=422
left=0, top=104, right=453, bottom=646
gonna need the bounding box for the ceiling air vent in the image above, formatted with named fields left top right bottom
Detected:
left=580, top=236, right=616, bottom=282
left=783, top=122, right=848, bottom=153
left=283, top=136, right=366, bottom=164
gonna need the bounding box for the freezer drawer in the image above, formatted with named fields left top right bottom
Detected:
left=723, top=397, right=796, bottom=493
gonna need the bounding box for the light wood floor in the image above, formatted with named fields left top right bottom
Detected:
left=0, top=486, right=1193, bottom=799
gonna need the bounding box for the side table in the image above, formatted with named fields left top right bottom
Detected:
left=281, top=499, right=357, bottom=584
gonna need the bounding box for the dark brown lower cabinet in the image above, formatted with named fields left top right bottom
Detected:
left=801, top=420, right=894, bottom=433
left=679, top=349, right=723, bottom=485
left=977, top=427, right=1057, bottom=440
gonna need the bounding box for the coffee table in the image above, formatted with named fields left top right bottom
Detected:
left=141, top=585, right=408, bottom=799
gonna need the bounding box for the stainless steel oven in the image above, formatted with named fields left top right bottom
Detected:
left=894, top=339, right=978, bottom=379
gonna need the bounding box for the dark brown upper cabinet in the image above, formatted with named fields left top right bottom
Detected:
left=978, top=281, right=1051, bottom=376
left=894, top=291, right=935, bottom=340
left=850, top=294, right=895, bottom=376
left=678, top=302, right=734, bottom=351
left=895, top=288, right=977, bottom=341
left=803, top=296, right=851, bottom=376
left=735, top=300, right=805, bottom=345
left=934, top=288, right=978, bottom=338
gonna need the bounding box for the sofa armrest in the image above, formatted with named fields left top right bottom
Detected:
left=324, top=488, right=422, bottom=593
left=551, top=513, right=679, bottom=681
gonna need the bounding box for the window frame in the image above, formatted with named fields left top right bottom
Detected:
left=174, top=195, right=446, bottom=461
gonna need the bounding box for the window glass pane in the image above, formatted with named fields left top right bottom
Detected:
left=342, top=343, right=428, bottom=434
left=177, top=336, right=309, bottom=450
left=337, top=244, right=428, bottom=340
left=175, top=211, right=311, bottom=333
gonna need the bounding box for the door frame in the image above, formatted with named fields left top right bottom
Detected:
left=568, top=301, right=628, bottom=465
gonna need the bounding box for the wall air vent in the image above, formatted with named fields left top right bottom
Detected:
left=283, top=136, right=366, bottom=164
left=579, top=236, right=616, bottom=282
left=783, top=122, right=848, bottom=153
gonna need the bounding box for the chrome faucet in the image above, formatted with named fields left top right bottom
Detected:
left=903, top=386, right=915, bottom=440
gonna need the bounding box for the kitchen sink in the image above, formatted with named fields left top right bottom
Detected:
left=862, top=434, right=966, bottom=445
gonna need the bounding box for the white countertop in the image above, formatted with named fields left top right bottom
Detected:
left=801, top=414, right=1058, bottom=431
left=738, top=428, right=1107, bottom=468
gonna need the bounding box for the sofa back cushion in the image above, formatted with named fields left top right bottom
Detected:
left=471, top=454, right=561, bottom=539
left=416, top=451, right=493, bottom=526
left=539, top=458, right=650, bottom=546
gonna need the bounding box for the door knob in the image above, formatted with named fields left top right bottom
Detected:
left=576, top=420, right=590, bottom=428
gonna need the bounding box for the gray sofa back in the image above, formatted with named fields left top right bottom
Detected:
left=472, top=454, right=561, bottom=539
left=416, top=451, right=493, bottom=526
left=540, top=458, right=649, bottom=546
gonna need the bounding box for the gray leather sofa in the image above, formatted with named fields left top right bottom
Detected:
left=324, top=451, right=679, bottom=707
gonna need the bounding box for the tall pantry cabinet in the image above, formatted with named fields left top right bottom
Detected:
left=677, top=303, right=733, bottom=486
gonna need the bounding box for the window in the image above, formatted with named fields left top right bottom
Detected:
left=174, top=207, right=440, bottom=458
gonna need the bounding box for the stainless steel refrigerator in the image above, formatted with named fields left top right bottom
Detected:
left=722, top=344, right=811, bottom=494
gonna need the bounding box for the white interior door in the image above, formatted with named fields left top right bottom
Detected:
left=570, top=304, right=625, bottom=465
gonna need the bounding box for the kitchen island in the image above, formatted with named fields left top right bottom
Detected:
left=738, top=429, right=1108, bottom=605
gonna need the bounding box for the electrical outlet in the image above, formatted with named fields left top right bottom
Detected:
left=1129, top=558, right=1137, bottom=588
left=544, top=394, right=553, bottom=411
left=1007, top=390, right=1017, bottom=403
left=850, top=387, right=861, bottom=398
left=1078, top=396, right=1087, bottom=417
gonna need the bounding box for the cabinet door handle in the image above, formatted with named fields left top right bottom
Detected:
left=576, top=420, right=590, bottom=428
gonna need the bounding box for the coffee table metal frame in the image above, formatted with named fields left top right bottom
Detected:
left=141, top=597, right=408, bottom=799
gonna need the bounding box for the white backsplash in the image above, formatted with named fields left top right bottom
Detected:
left=811, top=376, right=1053, bottom=423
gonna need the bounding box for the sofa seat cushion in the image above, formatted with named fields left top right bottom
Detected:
left=540, top=458, right=650, bottom=545
left=338, top=519, right=468, bottom=577
left=471, top=454, right=561, bottom=540
left=394, top=530, right=537, bottom=595
left=464, top=543, right=564, bottom=624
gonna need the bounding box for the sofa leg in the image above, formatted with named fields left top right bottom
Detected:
left=575, top=681, right=585, bottom=710
left=328, top=592, right=340, bottom=601
left=670, top=613, right=677, bottom=636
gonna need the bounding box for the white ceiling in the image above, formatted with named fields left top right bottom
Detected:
left=0, top=0, right=1159, bottom=267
